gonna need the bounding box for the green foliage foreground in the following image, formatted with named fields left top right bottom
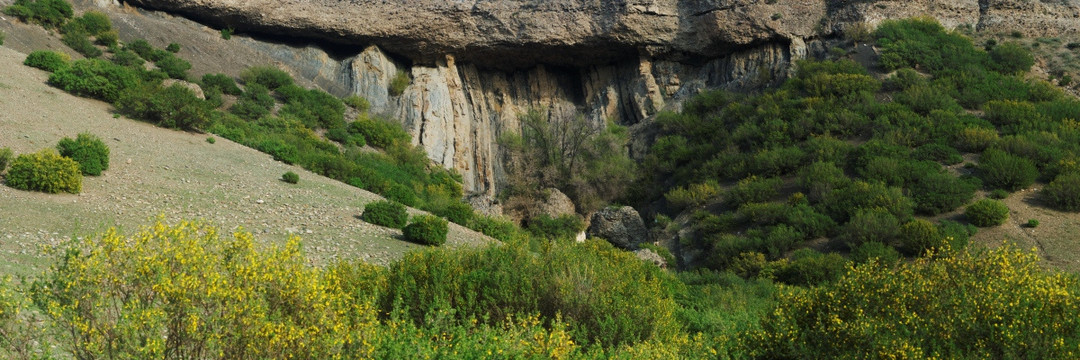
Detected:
left=2, top=220, right=1079, bottom=359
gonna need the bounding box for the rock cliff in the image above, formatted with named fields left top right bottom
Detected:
left=99, top=0, right=1080, bottom=204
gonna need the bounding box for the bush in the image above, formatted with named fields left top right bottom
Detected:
left=154, top=53, right=191, bottom=80
left=727, top=176, right=782, bottom=207
left=206, top=136, right=215, bottom=144
left=4, top=0, right=73, bottom=29
left=5, top=148, right=82, bottom=193
left=115, top=83, right=212, bottom=130
left=0, top=147, right=11, bottom=173
left=344, top=95, right=371, bottom=112
left=403, top=214, right=448, bottom=246
left=348, top=115, right=411, bottom=149
left=361, top=200, right=408, bottom=229
left=200, top=73, right=242, bottom=95
left=94, top=30, right=117, bottom=47
left=978, top=149, right=1037, bottom=191
left=965, top=198, right=1009, bottom=227
left=989, top=42, right=1034, bottom=75
left=384, top=182, right=418, bottom=207
left=849, top=241, right=900, bottom=265
left=240, top=65, right=294, bottom=90
left=909, top=171, right=977, bottom=215
left=281, top=171, right=299, bottom=184
left=124, top=39, right=158, bottom=61
left=899, top=219, right=944, bottom=255
left=773, top=249, right=849, bottom=286
left=665, top=180, right=722, bottom=210
left=750, top=245, right=1080, bottom=359
left=1042, top=172, right=1080, bottom=211
left=988, top=188, right=1010, bottom=199
left=56, top=132, right=109, bottom=176
left=0, top=31, right=4, bottom=46
left=835, top=208, right=901, bottom=249
left=389, top=70, right=409, bottom=96
left=220, top=27, right=232, bottom=40
left=1026, top=219, right=1040, bottom=228
left=466, top=215, right=521, bottom=243
left=526, top=214, right=584, bottom=241
left=165, top=42, right=180, bottom=53
left=438, top=201, right=474, bottom=225
left=110, top=49, right=144, bottom=67
left=48, top=59, right=141, bottom=102
left=61, top=31, right=101, bottom=58
left=23, top=50, right=70, bottom=72
left=955, top=127, right=999, bottom=152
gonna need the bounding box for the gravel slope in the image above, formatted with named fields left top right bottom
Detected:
left=0, top=46, right=492, bottom=277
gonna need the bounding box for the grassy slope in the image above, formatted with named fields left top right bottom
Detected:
left=0, top=46, right=491, bottom=277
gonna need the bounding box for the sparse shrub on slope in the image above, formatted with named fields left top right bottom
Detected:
left=115, top=83, right=212, bottom=131
left=361, top=200, right=408, bottom=229
left=403, top=214, right=448, bottom=246
left=56, top=132, right=109, bottom=176
left=61, top=31, right=101, bottom=58
left=154, top=53, right=191, bottom=80
left=240, top=65, right=294, bottom=90
left=5, top=149, right=81, bottom=193
left=978, top=148, right=1037, bottom=191
left=281, top=171, right=299, bottom=184
left=0, top=147, right=11, bottom=173
left=966, top=198, right=1009, bottom=227
left=200, top=73, right=242, bottom=95
left=23, top=50, right=70, bottom=72
left=1042, top=172, right=1080, bottom=211
left=48, top=59, right=141, bottom=102
left=526, top=214, right=583, bottom=241
left=3, top=0, right=73, bottom=29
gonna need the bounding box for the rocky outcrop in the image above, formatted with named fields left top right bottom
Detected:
left=635, top=248, right=668, bottom=268
left=588, top=206, right=649, bottom=250
left=81, top=0, right=1080, bottom=206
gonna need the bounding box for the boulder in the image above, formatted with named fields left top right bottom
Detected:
left=635, top=248, right=667, bottom=269
left=587, top=206, right=648, bottom=250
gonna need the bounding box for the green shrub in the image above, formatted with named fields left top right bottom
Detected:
left=750, top=245, right=1080, bottom=359
left=438, top=201, right=474, bottom=225
left=115, top=83, right=212, bottom=130
left=154, top=53, right=190, bottom=80
left=965, top=198, right=1009, bottom=227
left=74, top=10, right=111, bottom=35
left=913, top=143, right=962, bottom=164
left=344, top=95, right=371, bottom=112
left=797, top=161, right=850, bottom=202
left=909, top=171, right=977, bottom=215
left=220, top=27, right=232, bottom=40
left=1026, top=219, right=1040, bottom=228
left=110, top=48, right=144, bottom=67
left=989, top=42, right=1034, bottom=75
left=1042, top=172, right=1080, bottom=211
left=240, top=65, right=293, bottom=90
left=61, top=31, right=101, bottom=58
left=884, top=68, right=927, bottom=91
left=954, top=127, right=999, bottom=152
left=0, top=31, right=5, bottom=46
left=836, top=208, right=901, bottom=249
left=389, top=70, right=409, bottom=96
left=281, top=171, right=299, bottom=184
left=5, top=148, right=82, bottom=193
left=727, top=176, right=782, bottom=207
left=849, top=241, right=900, bottom=265
left=4, top=0, right=73, bottom=29
left=48, top=58, right=141, bottom=102
left=124, top=39, right=156, bottom=61
left=361, top=200, right=408, bottom=229
left=899, top=219, right=944, bottom=255
left=988, top=188, right=1010, bottom=199
left=978, top=149, right=1037, bottom=191
left=348, top=115, right=411, bottom=148
left=200, top=73, right=242, bottom=95
left=206, top=136, right=215, bottom=144
left=23, top=50, right=70, bottom=72
left=94, top=30, right=117, bottom=47
left=526, top=214, right=583, bottom=241
left=0, top=147, right=12, bottom=172
left=56, top=132, right=109, bottom=176
left=165, top=42, right=180, bottom=53
left=665, top=180, right=722, bottom=210
left=403, top=214, right=448, bottom=246
left=277, top=85, right=346, bottom=129
left=773, top=249, right=849, bottom=286
left=818, top=181, right=914, bottom=223
left=384, top=182, right=418, bottom=207
left=466, top=215, right=521, bottom=243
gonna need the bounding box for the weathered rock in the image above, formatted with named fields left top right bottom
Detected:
left=538, top=188, right=576, bottom=219
left=162, top=79, right=205, bottom=100
left=635, top=248, right=668, bottom=268
left=588, top=206, right=649, bottom=250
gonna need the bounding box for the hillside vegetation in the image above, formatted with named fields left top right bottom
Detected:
left=3, top=2, right=1080, bottom=358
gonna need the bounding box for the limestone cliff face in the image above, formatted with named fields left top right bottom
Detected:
left=105, top=0, right=1080, bottom=203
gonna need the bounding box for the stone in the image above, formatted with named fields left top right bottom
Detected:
left=588, top=206, right=649, bottom=250
left=634, top=248, right=667, bottom=269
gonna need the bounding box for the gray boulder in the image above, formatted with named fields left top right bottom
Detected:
left=588, top=206, right=648, bottom=250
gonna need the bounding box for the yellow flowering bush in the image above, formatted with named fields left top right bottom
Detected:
left=30, top=219, right=380, bottom=359
left=747, top=244, right=1080, bottom=358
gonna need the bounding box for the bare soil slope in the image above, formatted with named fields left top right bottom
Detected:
left=0, top=46, right=491, bottom=277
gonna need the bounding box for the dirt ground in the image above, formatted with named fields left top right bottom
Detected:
left=0, top=46, right=491, bottom=278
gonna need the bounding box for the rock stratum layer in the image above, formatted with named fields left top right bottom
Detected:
left=108, top=0, right=1080, bottom=204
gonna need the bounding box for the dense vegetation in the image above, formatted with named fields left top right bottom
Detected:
left=7, top=4, right=1080, bottom=357
left=639, top=17, right=1080, bottom=274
